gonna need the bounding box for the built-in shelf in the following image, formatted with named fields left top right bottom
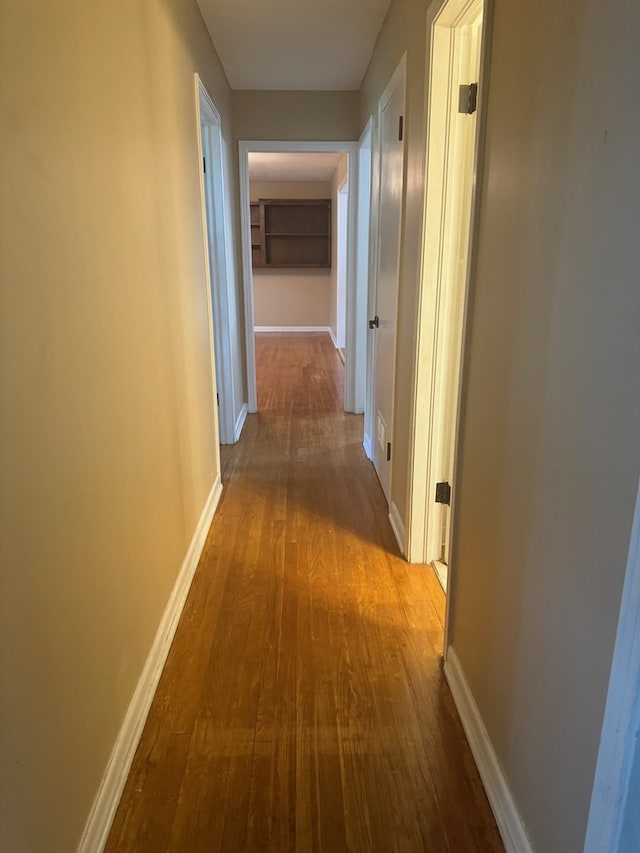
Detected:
left=250, top=199, right=331, bottom=269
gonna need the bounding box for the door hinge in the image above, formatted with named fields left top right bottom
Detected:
left=435, top=481, right=451, bottom=505
left=216, top=392, right=219, bottom=405
left=369, top=315, right=379, bottom=329
left=203, top=156, right=206, bottom=173
left=398, top=115, right=404, bottom=141
left=386, top=442, right=392, bottom=462
left=458, top=83, right=478, bottom=115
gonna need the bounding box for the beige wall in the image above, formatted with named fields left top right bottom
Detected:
left=0, top=1, right=234, bottom=851
left=233, top=90, right=360, bottom=141
left=250, top=181, right=332, bottom=328
left=361, top=0, right=640, bottom=851
left=253, top=269, right=331, bottom=328
left=450, top=0, right=640, bottom=849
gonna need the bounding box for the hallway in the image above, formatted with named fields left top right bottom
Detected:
left=105, top=333, right=503, bottom=852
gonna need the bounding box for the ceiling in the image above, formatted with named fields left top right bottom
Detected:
left=248, top=152, right=344, bottom=182
left=195, top=0, right=392, bottom=91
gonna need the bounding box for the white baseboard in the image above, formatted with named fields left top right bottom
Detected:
left=77, top=476, right=223, bottom=853
left=444, top=647, right=533, bottom=853
left=389, top=501, right=406, bottom=556
left=328, top=327, right=338, bottom=348
left=363, top=433, right=373, bottom=460
left=234, top=403, right=247, bottom=441
left=254, top=325, right=332, bottom=334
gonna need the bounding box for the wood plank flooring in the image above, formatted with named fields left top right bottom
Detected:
left=105, top=332, right=503, bottom=852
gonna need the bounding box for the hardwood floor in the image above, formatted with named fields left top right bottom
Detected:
left=105, top=333, right=503, bottom=852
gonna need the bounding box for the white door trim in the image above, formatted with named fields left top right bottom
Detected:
left=355, top=118, right=373, bottom=416
left=195, top=75, right=236, bottom=445
left=364, top=114, right=380, bottom=460
left=405, top=0, right=492, bottom=623
left=336, top=176, right=349, bottom=351
left=584, top=479, right=640, bottom=853
left=238, top=140, right=358, bottom=413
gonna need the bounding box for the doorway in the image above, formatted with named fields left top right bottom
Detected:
left=406, top=0, right=488, bottom=595
left=195, top=75, right=239, bottom=446
left=238, top=141, right=360, bottom=414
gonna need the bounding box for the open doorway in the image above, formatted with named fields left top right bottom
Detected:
left=195, top=75, right=239, bottom=446
left=239, top=141, right=362, bottom=414
left=406, top=0, right=489, bottom=598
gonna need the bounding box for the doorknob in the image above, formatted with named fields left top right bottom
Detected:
left=369, top=315, right=379, bottom=329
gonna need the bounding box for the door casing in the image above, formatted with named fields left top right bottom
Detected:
left=195, top=75, right=239, bottom=445
left=405, top=0, right=493, bottom=642
left=355, top=119, right=373, bottom=417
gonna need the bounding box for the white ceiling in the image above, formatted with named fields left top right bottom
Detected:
left=248, top=152, right=343, bottom=182
left=195, top=0, right=392, bottom=91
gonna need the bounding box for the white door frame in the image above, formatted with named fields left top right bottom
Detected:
left=195, top=75, right=237, bottom=445
left=364, top=116, right=381, bottom=459
left=584, top=479, right=640, bottom=853
left=405, top=0, right=492, bottom=627
left=355, top=118, right=373, bottom=416
left=238, top=140, right=359, bottom=413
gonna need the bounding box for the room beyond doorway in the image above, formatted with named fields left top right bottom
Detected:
left=238, top=141, right=363, bottom=416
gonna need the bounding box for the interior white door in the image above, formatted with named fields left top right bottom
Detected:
left=371, top=67, right=406, bottom=502
left=428, top=9, right=483, bottom=580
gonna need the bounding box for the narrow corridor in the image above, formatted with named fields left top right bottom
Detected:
left=105, top=332, right=503, bottom=852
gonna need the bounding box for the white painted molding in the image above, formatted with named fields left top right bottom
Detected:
left=363, top=113, right=379, bottom=461
left=444, top=647, right=534, bottom=853
left=254, top=325, right=333, bottom=334
left=77, top=477, right=223, bottom=853
left=353, top=118, right=373, bottom=415
left=238, top=144, right=257, bottom=413
left=195, top=75, right=236, bottom=446
left=234, top=403, right=248, bottom=442
left=328, top=327, right=339, bottom=349
left=343, top=146, right=361, bottom=414
left=584, top=479, right=640, bottom=853
left=405, top=0, right=493, bottom=573
left=389, top=501, right=406, bottom=557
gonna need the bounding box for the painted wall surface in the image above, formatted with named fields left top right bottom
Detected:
left=449, top=0, right=640, bottom=848
left=233, top=90, right=360, bottom=142
left=359, top=0, right=428, bottom=525
left=361, top=0, right=640, bottom=850
left=0, top=1, right=234, bottom=851
left=250, top=181, right=332, bottom=328
left=253, top=269, right=331, bottom=328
